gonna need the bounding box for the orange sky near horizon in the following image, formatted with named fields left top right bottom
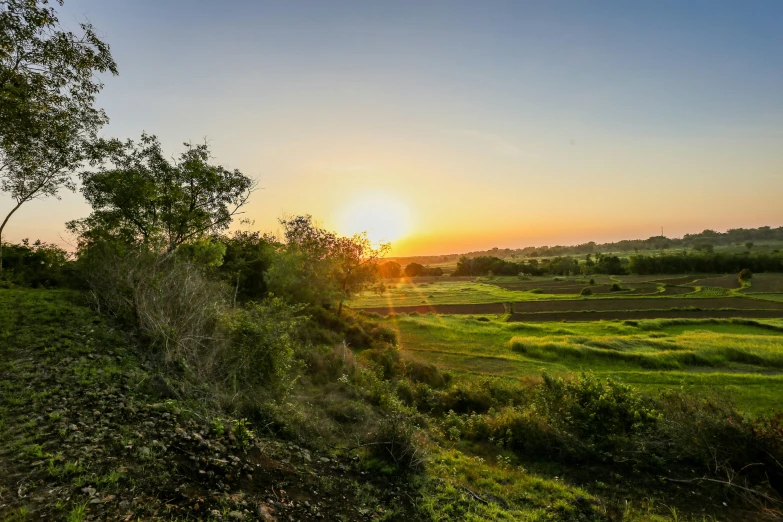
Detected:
left=2, top=1, right=783, bottom=258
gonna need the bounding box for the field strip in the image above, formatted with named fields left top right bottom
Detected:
left=507, top=309, right=783, bottom=322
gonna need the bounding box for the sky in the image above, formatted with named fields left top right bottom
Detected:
left=3, top=0, right=783, bottom=256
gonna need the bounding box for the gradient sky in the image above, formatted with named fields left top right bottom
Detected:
left=3, top=0, right=783, bottom=255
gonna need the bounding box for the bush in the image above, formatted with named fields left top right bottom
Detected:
left=536, top=373, right=659, bottom=448
left=580, top=287, right=592, bottom=296
left=739, top=268, right=753, bottom=283
left=367, top=411, right=427, bottom=472
left=610, top=283, right=622, bottom=292
left=222, top=298, right=306, bottom=394
left=0, top=240, right=71, bottom=288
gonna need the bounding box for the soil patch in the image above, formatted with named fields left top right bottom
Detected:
left=507, top=309, right=783, bottom=322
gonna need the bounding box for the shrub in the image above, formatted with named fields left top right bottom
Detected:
left=222, top=298, right=306, bottom=394
left=739, top=268, right=753, bottom=283
left=610, top=283, right=622, bottom=292
left=536, top=373, right=659, bottom=448
left=367, top=411, right=427, bottom=472
left=0, top=240, right=71, bottom=288
left=580, top=287, right=592, bottom=296
left=589, top=278, right=595, bottom=285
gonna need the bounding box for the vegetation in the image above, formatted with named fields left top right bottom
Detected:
left=3, top=2, right=783, bottom=520
left=0, top=0, right=117, bottom=272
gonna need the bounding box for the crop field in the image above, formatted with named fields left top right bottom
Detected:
left=384, top=314, right=783, bottom=414
left=740, top=273, right=783, bottom=293
left=356, top=272, right=775, bottom=312
left=353, top=272, right=783, bottom=418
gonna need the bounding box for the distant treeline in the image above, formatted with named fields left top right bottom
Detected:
left=392, top=225, right=783, bottom=266
left=452, top=251, right=783, bottom=277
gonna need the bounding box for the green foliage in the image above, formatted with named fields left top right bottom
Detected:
left=222, top=297, right=306, bottom=394
left=378, top=260, right=402, bottom=278
left=216, top=230, right=277, bottom=302
left=266, top=216, right=385, bottom=313
left=0, top=239, right=69, bottom=287
left=537, top=373, right=659, bottom=447
left=72, top=133, right=255, bottom=251
left=580, top=287, right=592, bottom=296
left=610, top=282, right=622, bottom=291
left=368, top=410, right=427, bottom=472
left=0, top=0, right=117, bottom=270
left=404, top=262, right=443, bottom=277
left=739, top=268, right=753, bottom=282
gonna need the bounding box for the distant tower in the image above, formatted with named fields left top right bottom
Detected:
left=661, top=226, right=664, bottom=237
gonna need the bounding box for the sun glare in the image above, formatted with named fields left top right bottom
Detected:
left=338, top=193, right=412, bottom=245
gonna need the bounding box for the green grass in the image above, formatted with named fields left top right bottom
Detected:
left=355, top=280, right=579, bottom=307
left=387, top=314, right=783, bottom=414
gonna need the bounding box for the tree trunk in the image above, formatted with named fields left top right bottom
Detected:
left=0, top=201, right=24, bottom=275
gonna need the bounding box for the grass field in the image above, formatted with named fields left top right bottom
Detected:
left=382, top=314, right=783, bottom=415
left=356, top=273, right=774, bottom=309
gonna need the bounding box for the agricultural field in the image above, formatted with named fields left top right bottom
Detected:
left=352, top=272, right=783, bottom=417
left=355, top=272, right=783, bottom=322
left=383, top=313, right=783, bottom=415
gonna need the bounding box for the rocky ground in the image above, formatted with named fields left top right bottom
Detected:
left=0, top=290, right=413, bottom=521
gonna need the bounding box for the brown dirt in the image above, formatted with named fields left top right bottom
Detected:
left=659, top=285, right=695, bottom=295
left=356, top=296, right=783, bottom=316
left=511, top=297, right=783, bottom=313
left=741, top=273, right=783, bottom=293
left=389, top=276, right=477, bottom=283
left=507, top=309, right=783, bottom=322
left=692, top=274, right=742, bottom=289
left=652, top=276, right=703, bottom=285
left=489, top=280, right=589, bottom=291
left=357, top=303, right=506, bottom=316
left=624, top=283, right=661, bottom=295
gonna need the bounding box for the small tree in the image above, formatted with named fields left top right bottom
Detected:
left=404, top=262, right=425, bottom=277
left=745, top=242, right=754, bottom=251
left=72, top=134, right=255, bottom=251
left=333, top=233, right=389, bottom=317
left=0, top=0, right=118, bottom=272
left=738, top=269, right=753, bottom=284
left=378, top=260, right=402, bottom=278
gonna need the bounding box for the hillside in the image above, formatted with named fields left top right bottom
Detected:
left=0, top=290, right=414, bottom=521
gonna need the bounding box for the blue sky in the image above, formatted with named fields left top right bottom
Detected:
left=5, top=0, right=783, bottom=254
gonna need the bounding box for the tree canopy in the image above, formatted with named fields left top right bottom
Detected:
left=72, top=134, right=255, bottom=251
left=0, top=0, right=117, bottom=270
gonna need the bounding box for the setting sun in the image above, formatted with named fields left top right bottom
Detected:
left=337, top=193, right=412, bottom=245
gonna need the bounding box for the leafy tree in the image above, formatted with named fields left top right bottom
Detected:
left=0, top=0, right=117, bottom=272
left=738, top=268, right=753, bottom=283
left=71, top=134, right=255, bottom=251
left=745, top=241, right=754, bottom=251
left=404, top=262, right=425, bottom=277
left=332, top=233, right=388, bottom=316
left=265, top=215, right=340, bottom=307
left=378, top=260, right=402, bottom=278
left=266, top=215, right=388, bottom=315
left=217, top=229, right=277, bottom=305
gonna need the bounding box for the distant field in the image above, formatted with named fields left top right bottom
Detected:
left=387, top=314, right=783, bottom=414
left=741, top=273, right=783, bottom=293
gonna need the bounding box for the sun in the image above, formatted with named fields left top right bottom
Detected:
left=338, top=193, right=412, bottom=245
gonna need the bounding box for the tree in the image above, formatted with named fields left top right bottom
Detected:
left=0, top=0, right=117, bottom=272
left=745, top=242, right=754, bottom=251
left=333, top=233, right=389, bottom=317
left=378, top=260, right=402, bottom=279
left=72, top=134, right=255, bottom=251
left=265, top=215, right=388, bottom=315
left=404, top=262, right=425, bottom=277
